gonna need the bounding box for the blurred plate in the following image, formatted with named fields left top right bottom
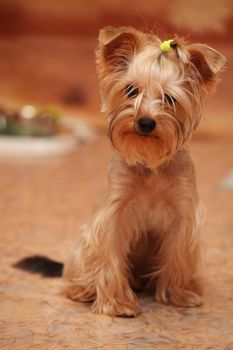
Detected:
left=0, top=116, right=95, bottom=158
left=0, top=133, right=78, bottom=157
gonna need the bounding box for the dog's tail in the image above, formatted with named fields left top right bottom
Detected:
left=13, top=256, right=64, bottom=277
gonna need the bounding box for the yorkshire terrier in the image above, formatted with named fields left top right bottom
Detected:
left=15, top=26, right=225, bottom=317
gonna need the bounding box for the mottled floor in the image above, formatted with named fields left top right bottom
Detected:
left=0, top=135, right=233, bottom=350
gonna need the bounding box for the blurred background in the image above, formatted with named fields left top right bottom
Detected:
left=1, top=2, right=233, bottom=349
left=0, top=0, right=232, bottom=136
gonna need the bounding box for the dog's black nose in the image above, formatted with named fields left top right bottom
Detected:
left=138, top=117, right=156, bottom=134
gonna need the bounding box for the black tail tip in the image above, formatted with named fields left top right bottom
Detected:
left=13, top=255, right=63, bottom=278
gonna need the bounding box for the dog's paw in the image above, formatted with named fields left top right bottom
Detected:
left=92, top=299, right=141, bottom=317
left=169, top=290, right=203, bottom=307
left=64, top=284, right=95, bottom=302
left=156, top=289, right=203, bottom=308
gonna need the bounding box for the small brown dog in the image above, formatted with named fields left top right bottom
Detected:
left=63, top=27, right=225, bottom=316
left=15, top=27, right=225, bottom=317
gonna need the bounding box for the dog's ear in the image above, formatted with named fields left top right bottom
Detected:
left=188, top=44, right=225, bottom=92
left=98, top=26, right=124, bottom=45
left=97, top=26, right=142, bottom=71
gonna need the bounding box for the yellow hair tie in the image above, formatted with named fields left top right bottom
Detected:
left=160, top=39, right=175, bottom=53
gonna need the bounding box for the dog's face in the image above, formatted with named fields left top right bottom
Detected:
left=96, top=26, right=225, bottom=168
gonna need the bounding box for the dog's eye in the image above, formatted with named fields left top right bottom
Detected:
left=125, top=84, right=140, bottom=99
left=164, top=94, right=176, bottom=105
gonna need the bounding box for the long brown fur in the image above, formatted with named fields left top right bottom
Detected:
left=63, top=26, right=225, bottom=316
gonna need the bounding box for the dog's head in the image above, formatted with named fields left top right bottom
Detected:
left=96, top=26, right=225, bottom=168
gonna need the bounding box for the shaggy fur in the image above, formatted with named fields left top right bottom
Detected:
left=63, top=26, right=225, bottom=316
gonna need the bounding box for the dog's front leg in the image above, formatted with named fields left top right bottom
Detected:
left=153, top=203, right=204, bottom=308
left=91, top=202, right=141, bottom=316
left=64, top=186, right=142, bottom=316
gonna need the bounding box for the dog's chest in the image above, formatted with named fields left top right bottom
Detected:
left=139, top=169, right=178, bottom=232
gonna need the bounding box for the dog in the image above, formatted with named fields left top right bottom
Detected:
left=14, top=26, right=225, bottom=317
